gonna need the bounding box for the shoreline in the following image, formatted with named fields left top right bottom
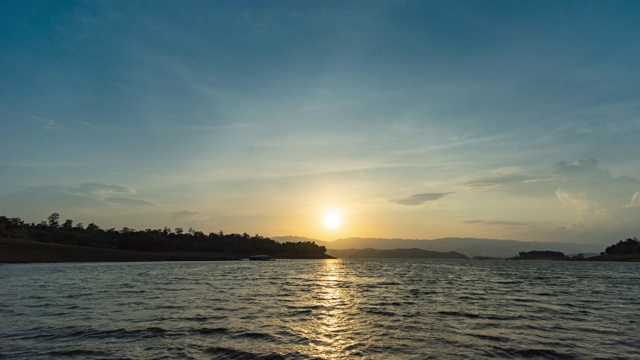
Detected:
left=3, top=237, right=636, bottom=263
left=0, top=237, right=332, bottom=263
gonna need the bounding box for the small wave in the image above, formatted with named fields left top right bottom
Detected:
left=457, top=295, right=487, bottom=301
left=182, top=315, right=213, bottom=322
left=511, top=297, right=536, bottom=303
left=62, top=326, right=169, bottom=340
left=285, top=304, right=323, bottom=311
left=380, top=300, right=420, bottom=307
left=363, top=308, right=396, bottom=316
left=0, top=307, right=16, bottom=315
left=514, top=348, right=577, bottom=359
left=470, top=333, right=511, bottom=342
left=193, top=327, right=229, bottom=335
left=490, top=347, right=577, bottom=359
left=233, top=331, right=278, bottom=341
left=483, top=313, right=524, bottom=321
left=614, top=338, right=640, bottom=348
left=205, top=346, right=285, bottom=360
left=45, top=348, right=111, bottom=357
left=493, top=280, right=522, bottom=285
left=437, top=310, right=482, bottom=319
left=375, top=281, right=402, bottom=286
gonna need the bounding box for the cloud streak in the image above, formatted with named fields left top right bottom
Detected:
left=624, top=191, right=640, bottom=208
left=171, top=210, right=199, bottom=219
left=461, top=220, right=528, bottom=227
left=463, top=174, right=548, bottom=189
left=105, top=197, right=155, bottom=207
left=73, top=183, right=137, bottom=197
left=391, top=192, right=455, bottom=206
left=2, top=183, right=152, bottom=209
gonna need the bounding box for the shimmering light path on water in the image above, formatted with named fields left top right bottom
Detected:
left=1, top=259, right=639, bottom=359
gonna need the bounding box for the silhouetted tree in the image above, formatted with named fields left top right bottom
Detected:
left=47, top=213, right=60, bottom=228
left=62, top=219, right=73, bottom=229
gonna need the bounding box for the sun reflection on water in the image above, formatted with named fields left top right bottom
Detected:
left=290, top=259, right=364, bottom=359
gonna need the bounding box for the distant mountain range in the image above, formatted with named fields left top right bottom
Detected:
left=326, top=248, right=468, bottom=259
left=272, top=236, right=608, bottom=258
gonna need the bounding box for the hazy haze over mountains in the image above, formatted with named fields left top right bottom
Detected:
left=273, top=236, right=607, bottom=258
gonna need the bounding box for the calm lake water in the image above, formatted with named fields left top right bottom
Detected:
left=1, top=259, right=639, bottom=359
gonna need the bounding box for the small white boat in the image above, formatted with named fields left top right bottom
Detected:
left=249, top=255, right=273, bottom=261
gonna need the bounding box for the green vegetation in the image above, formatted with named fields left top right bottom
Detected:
left=605, top=237, right=640, bottom=255
left=0, top=237, right=242, bottom=263
left=584, top=237, right=640, bottom=262
left=0, top=213, right=330, bottom=261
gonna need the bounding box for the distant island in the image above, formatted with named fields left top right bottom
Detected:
left=272, top=235, right=608, bottom=259
left=327, top=248, right=468, bottom=259
left=514, top=250, right=579, bottom=260
left=514, top=239, right=640, bottom=262
left=309, top=237, right=640, bottom=262
left=0, top=213, right=332, bottom=263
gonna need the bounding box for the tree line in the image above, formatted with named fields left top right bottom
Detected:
left=0, top=213, right=328, bottom=258
left=604, top=237, right=640, bottom=255
left=518, top=250, right=567, bottom=259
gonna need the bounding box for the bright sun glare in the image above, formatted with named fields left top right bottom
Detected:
left=323, top=210, right=343, bottom=230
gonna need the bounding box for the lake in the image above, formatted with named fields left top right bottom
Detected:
left=1, top=259, right=639, bottom=359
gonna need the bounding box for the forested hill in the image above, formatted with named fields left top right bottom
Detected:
left=0, top=213, right=330, bottom=259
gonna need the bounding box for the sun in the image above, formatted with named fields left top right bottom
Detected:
left=323, top=209, right=343, bottom=231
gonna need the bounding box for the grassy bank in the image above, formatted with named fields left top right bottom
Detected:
left=0, top=237, right=244, bottom=263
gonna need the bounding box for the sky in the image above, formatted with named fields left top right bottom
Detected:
left=1, top=1, right=639, bottom=244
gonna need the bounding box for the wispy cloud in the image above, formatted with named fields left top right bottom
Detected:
left=461, top=220, right=527, bottom=227
left=171, top=210, right=199, bottom=219
left=391, top=192, right=455, bottom=206
left=76, top=121, right=104, bottom=131
left=105, top=197, right=155, bottom=207
left=73, top=183, right=137, bottom=197
left=2, top=183, right=152, bottom=209
left=624, top=191, right=640, bottom=208
left=463, top=174, right=545, bottom=189
left=33, top=114, right=60, bottom=130
left=553, top=158, right=600, bottom=176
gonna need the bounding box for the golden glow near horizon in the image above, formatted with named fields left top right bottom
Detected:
left=322, top=209, right=343, bottom=231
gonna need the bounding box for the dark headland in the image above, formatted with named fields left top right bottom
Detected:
left=0, top=214, right=333, bottom=263
left=0, top=237, right=245, bottom=263
left=0, top=237, right=334, bottom=263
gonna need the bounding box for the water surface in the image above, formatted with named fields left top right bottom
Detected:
left=1, top=259, right=638, bottom=359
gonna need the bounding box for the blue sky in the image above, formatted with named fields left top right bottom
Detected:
left=1, top=1, right=639, bottom=244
